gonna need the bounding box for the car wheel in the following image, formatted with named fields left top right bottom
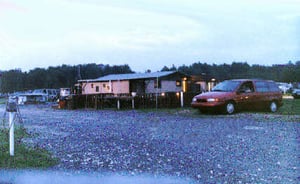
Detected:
left=269, top=101, right=278, bottom=113
left=225, top=101, right=235, bottom=114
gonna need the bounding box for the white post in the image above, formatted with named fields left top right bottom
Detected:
left=180, top=91, right=184, bottom=108
left=9, top=112, right=16, bottom=156
left=131, top=92, right=136, bottom=109
left=117, top=99, right=120, bottom=110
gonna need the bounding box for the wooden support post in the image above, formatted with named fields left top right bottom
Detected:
left=132, top=98, right=135, bottom=109
left=180, top=91, right=184, bottom=108
left=95, top=95, right=98, bottom=109
left=117, top=99, right=120, bottom=110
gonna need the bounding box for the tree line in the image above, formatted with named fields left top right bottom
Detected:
left=164, top=61, right=300, bottom=83
left=0, top=61, right=299, bottom=93
left=0, top=64, right=133, bottom=93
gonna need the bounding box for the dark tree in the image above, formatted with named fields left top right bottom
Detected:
left=0, top=69, right=26, bottom=93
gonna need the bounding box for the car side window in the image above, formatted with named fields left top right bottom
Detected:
left=239, top=82, right=254, bottom=93
left=255, top=81, right=269, bottom=92
left=268, top=82, right=281, bottom=92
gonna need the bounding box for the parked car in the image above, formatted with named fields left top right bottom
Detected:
left=32, top=89, right=59, bottom=102
left=292, top=88, right=300, bottom=99
left=276, top=82, right=292, bottom=94
left=191, top=79, right=283, bottom=114
left=59, top=88, right=71, bottom=100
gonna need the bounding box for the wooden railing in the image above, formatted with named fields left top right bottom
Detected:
left=65, top=92, right=199, bottom=110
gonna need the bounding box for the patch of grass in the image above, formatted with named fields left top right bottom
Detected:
left=137, top=99, right=300, bottom=116
left=278, top=99, right=300, bottom=115
left=0, top=127, right=58, bottom=169
left=0, top=97, right=6, bottom=105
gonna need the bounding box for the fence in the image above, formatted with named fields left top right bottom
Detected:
left=65, top=92, right=198, bottom=110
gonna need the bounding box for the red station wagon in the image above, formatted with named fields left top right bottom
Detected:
left=191, top=79, right=283, bottom=114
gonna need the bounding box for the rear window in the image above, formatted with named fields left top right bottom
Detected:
left=255, top=81, right=280, bottom=92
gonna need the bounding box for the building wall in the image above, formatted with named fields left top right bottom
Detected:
left=146, top=80, right=182, bottom=93
left=82, top=81, right=129, bottom=95
left=82, top=82, right=109, bottom=95
left=111, top=80, right=130, bottom=94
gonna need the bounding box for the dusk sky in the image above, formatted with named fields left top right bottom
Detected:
left=0, top=0, right=299, bottom=72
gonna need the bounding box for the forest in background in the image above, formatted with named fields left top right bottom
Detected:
left=0, top=61, right=299, bottom=93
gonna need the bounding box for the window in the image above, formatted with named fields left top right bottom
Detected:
left=268, top=82, right=280, bottom=92
left=91, top=84, right=94, bottom=88
left=96, top=86, right=99, bottom=92
left=212, top=80, right=241, bottom=92
left=154, top=79, right=161, bottom=88
left=239, top=82, right=254, bottom=93
left=254, top=81, right=280, bottom=92
left=255, top=81, right=269, bottom=92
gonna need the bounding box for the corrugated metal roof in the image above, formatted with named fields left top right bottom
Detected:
left=79, top=71, right=178, bottom=82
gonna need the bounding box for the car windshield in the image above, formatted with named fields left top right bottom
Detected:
left=212, top=80, right=241, bottom=92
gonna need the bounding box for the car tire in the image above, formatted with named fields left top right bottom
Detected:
left=224, top=101, right=235, bottom=114
left=269, top=101, right=278, bottom=113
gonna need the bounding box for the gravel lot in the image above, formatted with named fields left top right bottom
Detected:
left=1, top=104, right=299, bottom=183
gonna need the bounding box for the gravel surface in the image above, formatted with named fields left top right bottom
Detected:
left=1, top=104, right=299, bottom=183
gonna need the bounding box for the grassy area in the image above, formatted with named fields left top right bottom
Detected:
left=0, top=97, right=6, bottom=105
left=0, top=127, right=58, bottom=169
left=278, top=99, right=300, bottom=115
left=137, top=99, right=300, bottom=116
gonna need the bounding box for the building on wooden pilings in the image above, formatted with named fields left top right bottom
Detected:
left=66, top=71, right=205, bottom=109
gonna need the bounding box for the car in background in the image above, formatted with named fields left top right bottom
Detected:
left=191, top=79, right=283, bottom=114
left=276, top=82, right=292, bottom=94
left=32, top=89, right=59, bottom=102
left=292, top=88, right=300, bottom=99
left=59, top=88, right=71, bottom=100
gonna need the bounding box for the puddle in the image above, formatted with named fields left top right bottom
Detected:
left=0, top=170, right=196, bottom=184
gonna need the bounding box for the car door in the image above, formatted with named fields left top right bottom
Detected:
left=253, top=81, right=270, bottom=108
left=235, top=81, right=256, bottom=110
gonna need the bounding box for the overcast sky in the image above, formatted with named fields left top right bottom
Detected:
left=0, top=0, right=299, bottom=72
